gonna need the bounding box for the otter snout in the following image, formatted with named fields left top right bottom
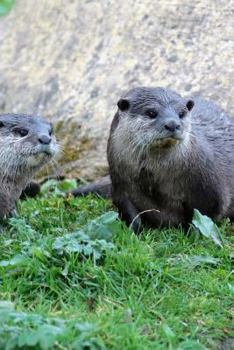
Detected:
left=164, top=120, right=180, bottom=132
left=38, top=134, right=52, bottom=145
left=161, top=112, right=184, bottom=140
left=38, top=133, right=55, bottom=156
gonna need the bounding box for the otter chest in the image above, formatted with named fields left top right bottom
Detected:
left=138, top=166, right=185, bottom=206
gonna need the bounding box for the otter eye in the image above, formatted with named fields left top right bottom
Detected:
left=14, top=128, right=29, bottom=137
left=179, top=110, right=186, bottom=119
left=146, top=109, right=158, bottom=119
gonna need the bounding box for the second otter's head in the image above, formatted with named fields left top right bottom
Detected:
left=0, top=114, right=58, bottom=183
left=116, top=87, right=194, bottom=151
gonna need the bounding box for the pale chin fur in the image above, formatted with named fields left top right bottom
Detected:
left=27, top=153, right=50, bottom=167
left=26, top=142, right=59, bottom=168
left=149, top=138, right=180, bottom=149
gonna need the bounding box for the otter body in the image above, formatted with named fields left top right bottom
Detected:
left=72, top=87, right=234, bottom=233
left=0, top=114, right=58, bottom=219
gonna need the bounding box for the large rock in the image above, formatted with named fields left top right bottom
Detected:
left=0, top=0, right=233, bottom=179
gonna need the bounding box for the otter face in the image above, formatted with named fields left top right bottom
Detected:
left=116, top=87, right=194, bottom=150
left=0, top=114, right=58, bottom=178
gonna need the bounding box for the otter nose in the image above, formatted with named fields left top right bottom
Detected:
left=38, top=135, right=51, bottom=145
left=164, top=121, right=180, bottom=132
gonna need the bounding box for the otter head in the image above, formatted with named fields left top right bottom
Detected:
left=0, top=114, right=58, bottom=186
left=116, top=87, right=194, bottom=152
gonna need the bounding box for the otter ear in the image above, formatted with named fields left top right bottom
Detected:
left=186, top=99, right=194, bottom=111
left=117, top=98, right=130, bottom=111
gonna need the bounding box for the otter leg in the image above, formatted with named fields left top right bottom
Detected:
left=20, top=182, right=41, bottom=199
left=113, top=196, right=142, bottom=234
left=0, top=192, right=16, bottom=220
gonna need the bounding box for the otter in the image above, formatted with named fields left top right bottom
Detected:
left=71, top=87, right=234, bottom=233
left=0, top=113, right=58, bottom=220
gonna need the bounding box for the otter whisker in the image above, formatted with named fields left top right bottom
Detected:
left=49, top=158, right=61, bottom=179
left=130, top=209, right=160, bottom=231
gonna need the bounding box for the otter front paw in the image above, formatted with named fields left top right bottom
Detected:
left=20, top=182, right=41, bottom=199
left=114, top=197, right=142, bottom=234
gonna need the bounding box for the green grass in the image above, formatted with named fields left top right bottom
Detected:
left=0, top=186, right=233, bottom=350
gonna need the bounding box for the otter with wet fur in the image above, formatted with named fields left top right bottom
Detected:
left=0, top=114, right=58, bottom=219
left=72, top=87, right=234, bottom=233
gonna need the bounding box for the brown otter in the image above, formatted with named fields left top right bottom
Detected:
left=0, top=113, right=58, bottom=220
left=71, top=87, right=234, bottom=233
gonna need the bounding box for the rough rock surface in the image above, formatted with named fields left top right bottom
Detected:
left=0, top=0, right=233, bottom=179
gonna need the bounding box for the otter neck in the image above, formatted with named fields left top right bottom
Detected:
left=0, top=167, right=32, bottom=194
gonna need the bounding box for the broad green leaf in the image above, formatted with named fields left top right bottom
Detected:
left=5, top=337, right=18, bottom=350
left=186, top=255, right=220, bottom=267
left=40, top=179, right=60, bottom=194
left=52, top=212, right=117, bottom=261
left=75, top=322, right=96, bottom=333
left=85, top=211, right=120, bottom=240
left=0, top=301, right=14, bottom=309
left=192, top=209, right=223, bottom=247
left=178, top=339, right=206, bottom=350
left=72, top=337, right=104, bottom=350
left=52, top=230, right=88, bottom=253
left=0, top=303, right=99, bottom=350
left=162, top=324, right=176, bottom=339
left=41, top=178, right=77, bottom=195
left=57, top=179, right=77, bottom=191
left=38, top=325, right=63, bottom=349
left=97, top=211, right=119, bottom=224
left=18, top=330, right=39, bottom=347
left=8, top=217, right=36, bottom=236
left=228, top=283, right=234, bottom=294
left=53, top=229, right=115, bottom=261
left=0, top=254, right=28, bottom=267
left=168, top=254, right=220, bottom=269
